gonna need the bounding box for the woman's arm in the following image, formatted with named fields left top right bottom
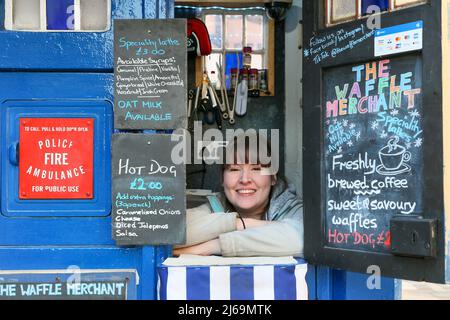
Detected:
left=174, top=204, right=238, bottom=248
left=173, top=218, right=268, bottom=255
left=173, top=239, right=221, bottom=256
left=219, top=219, right=304, bottom=257
left=173, top=219, right=302, bottom=257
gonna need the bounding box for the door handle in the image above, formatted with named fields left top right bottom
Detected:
left=9, top=142, right=19, bottom=166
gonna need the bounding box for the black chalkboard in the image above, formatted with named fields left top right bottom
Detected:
left=114, top=19, right=187, bottom=130
left=112, top=133, right=186, bottom=245
left=323, top=55, right=423, bottom=253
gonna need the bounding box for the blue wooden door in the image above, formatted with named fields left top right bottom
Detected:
left=0, top=0, right=174, bottom=300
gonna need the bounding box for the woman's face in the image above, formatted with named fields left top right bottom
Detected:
left=223, top=163, right=275, bottom=217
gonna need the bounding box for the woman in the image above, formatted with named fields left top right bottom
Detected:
left=173, top=134, right=304, bottom=257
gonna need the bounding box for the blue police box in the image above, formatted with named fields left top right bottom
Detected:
left=0, top=0, right=174, bottom=300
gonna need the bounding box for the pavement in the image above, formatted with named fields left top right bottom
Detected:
left=402, top=280, right=450, bottom=300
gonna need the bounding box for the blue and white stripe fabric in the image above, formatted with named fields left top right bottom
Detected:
left=157, top=260, right=308, bottom=300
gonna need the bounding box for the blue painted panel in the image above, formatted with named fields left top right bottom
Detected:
left=0, top=0, right=176, bottom=301
left=0, top=72, right=115, bottom=246
left=315, top=267, right=397, bottom=300
left=0, top=0, right=175, bottom=69
left=0, top=72, right=114, bottom=99
left=305, top=264, right=316, bottom=300
left=144, top=0, right=175, bottom=19
left=343, top=271, right=397, bottom=300
left=331, top=269, right=348, bottom=300
left=0, top=0, right=143, bottom=70
left=144, top=0, right=158, bottom=19
left=0, top=246, right=162, bottom=300
left=316, top=266, right=333, bottom=300
left=1, top=100, right=112, bottom=217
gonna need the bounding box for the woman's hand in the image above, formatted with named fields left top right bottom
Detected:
left=173, top=239, right=221, bottom=256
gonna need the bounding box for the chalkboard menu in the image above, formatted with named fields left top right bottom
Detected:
left=114, top=19, right=187, bottom=130
left=323, top=55, right=423, bottom=253
left=112, top=133, right=186, bottom=245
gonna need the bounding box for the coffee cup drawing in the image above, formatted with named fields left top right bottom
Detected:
left=376, top=137, right=412, bottom=176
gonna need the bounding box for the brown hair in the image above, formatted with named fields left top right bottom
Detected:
left=222, top=133, right=273, bottom=171
left=220, top=132, right=277, bottom=213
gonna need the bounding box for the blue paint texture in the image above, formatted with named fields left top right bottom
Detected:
left=0, top=0, right=144, bottom=70
left=144, top=0, right=157, bottom=19
left=0, top=0, right=176, bottom=69
left=315, top=267, right=397, bottom=300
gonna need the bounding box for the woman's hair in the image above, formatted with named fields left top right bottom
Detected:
left=222, top=132, right=273, bottom=171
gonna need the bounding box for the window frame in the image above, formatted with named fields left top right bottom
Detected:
left=185, top=6, right=275, bottom=96
left=4, top=0, right=111, bottom=32
left=324, top=0, right=428, bottom=27
left=203, top=11, right=268, bottom=61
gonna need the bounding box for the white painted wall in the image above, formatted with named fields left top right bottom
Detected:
left=284, top=0, right=303, bottom=197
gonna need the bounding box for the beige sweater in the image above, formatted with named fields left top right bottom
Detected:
left=178, top=203, right=304, bottom=257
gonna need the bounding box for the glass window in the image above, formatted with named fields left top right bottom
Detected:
left=225, top=15, right=243, bottom=50
left=9, top=0, right=41, bottom=30
left=251, top=54, right=263, bottom=70
left=80, top=0, right=111, bottom=31
left=205, top=15, right=223, bottom=50
left=204, top=11, right=268, bottom=90
left=393, top=0, right=424, bottom=8
left=362, top=0, right=389, bottom=15
left=326, top=0, right=428, bottom=26
left=5, top=0, right=111, bottom=31
left=47, top=0, right=74, bottom=30
left=330, top=0, right=357, bottom=23
left=245, top=15, right=264, bottom=51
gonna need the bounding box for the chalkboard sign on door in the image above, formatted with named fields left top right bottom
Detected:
left=114, top=19, right=187, bottom=130
left=323, top=55, right=423, bottom=253
left=112, top=133, right=186, bottom=245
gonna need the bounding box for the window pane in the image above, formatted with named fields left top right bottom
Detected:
left=394, top=0, right=424, bottom=7
left=251, top=54, right=263, bottom=69
left=362, top=0, right=389, bottom=15
left=205, top=15, right=223, bottom=50
left=330, top=0, right=356, bottom=23
left=11, top=0, right=41, bottom=30
left=245, top=15, right=264, bottom=51
left=47, top=0, right=74, bottom=30
left=80, top=0, right=110, bottom=31
left=205, top=53, right=222, bottom=88
left=225, top=15, right=243, bottom=50
left=225, top=52, right=243, bottom=89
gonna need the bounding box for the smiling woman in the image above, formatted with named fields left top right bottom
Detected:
left=173, top=133, right=304, bottom=257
